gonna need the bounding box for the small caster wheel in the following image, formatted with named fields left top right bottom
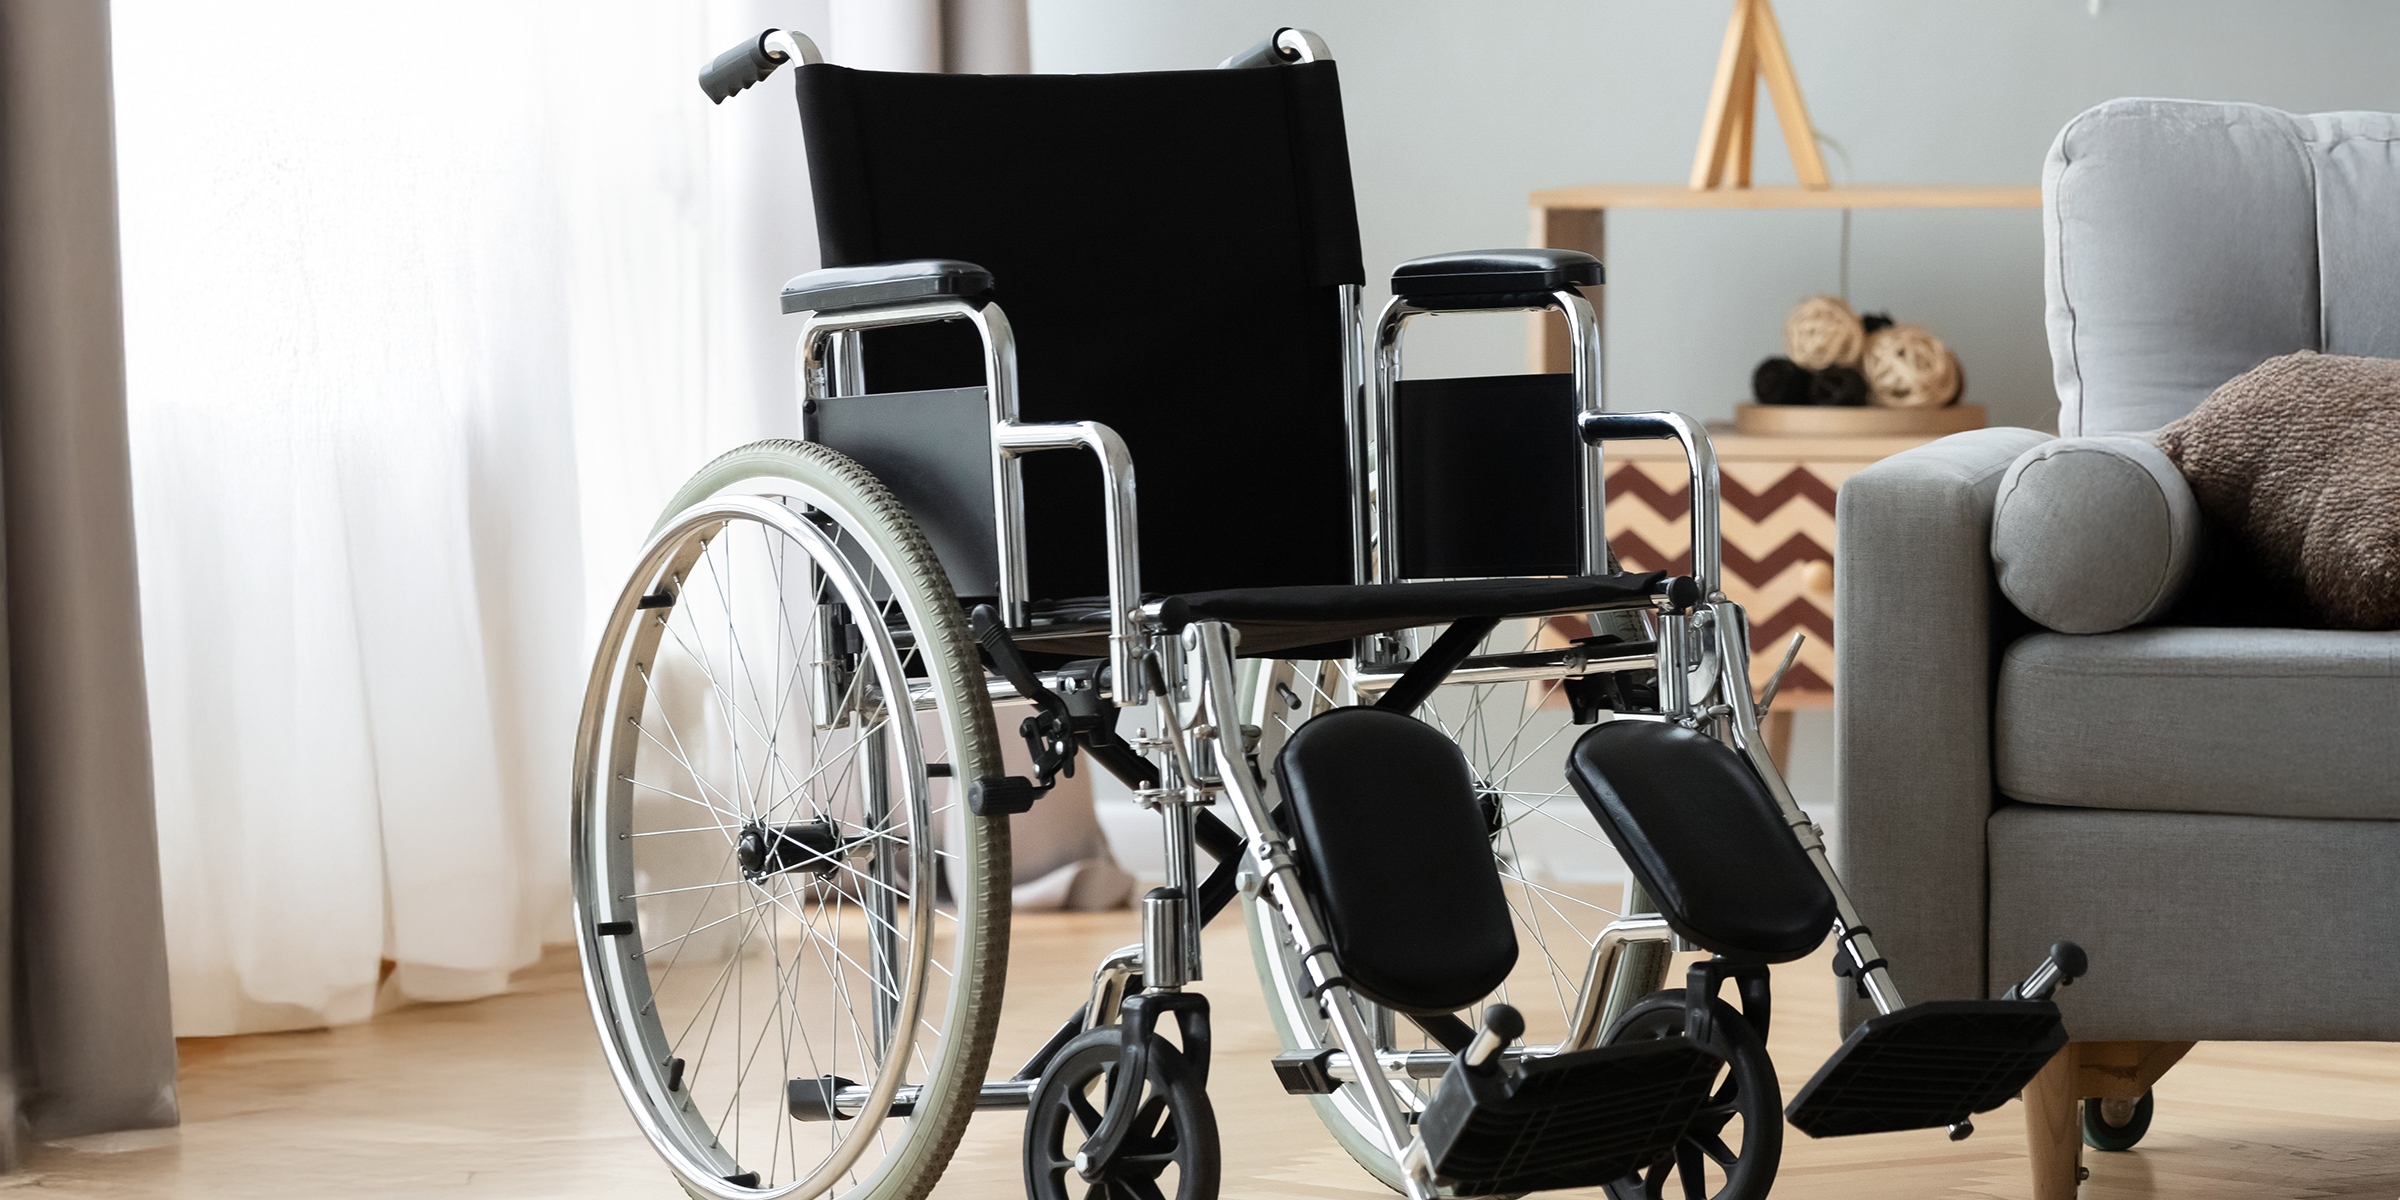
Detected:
left=1602, top=989, right=1781, bottom=1200
left=1024, top=1027, right=1219, bottom=1200
left=2082, top=1089, right=2154, bottom=1151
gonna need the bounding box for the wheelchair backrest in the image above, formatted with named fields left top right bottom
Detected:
left=794, top=60, right=1364, bottom=603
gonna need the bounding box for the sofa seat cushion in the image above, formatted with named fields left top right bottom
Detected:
left=1995, top=627, right=2400, bottom=819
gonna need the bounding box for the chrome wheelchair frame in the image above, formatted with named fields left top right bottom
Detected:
left=574, top=24, right=2085, bottom=1200
left=782, top=133, right=1901, bottom=1200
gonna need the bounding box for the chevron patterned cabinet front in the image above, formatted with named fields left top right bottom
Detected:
left=1603, top=433, right=1951, bottom=707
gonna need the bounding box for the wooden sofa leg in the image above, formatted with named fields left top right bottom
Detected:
left=2025, top=1040, right=2197, bottom=1196
left=2078, top=1039, right=2195, bottom=1102
left=2025, top=1044, right=2083, bottom=1200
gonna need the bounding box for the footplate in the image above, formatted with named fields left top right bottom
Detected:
left=1785, top=1000, right=2067, bottom=1138
left=1420, top=1037, right=1722, bottom=1194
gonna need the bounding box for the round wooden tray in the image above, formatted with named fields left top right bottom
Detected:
left=1733, top=403, right=1987, bottom=437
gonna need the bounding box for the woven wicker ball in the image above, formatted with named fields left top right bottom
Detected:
left=1784, top=294, right=1866, bottom=370
left=1860, top=324, right=1962, bottom=407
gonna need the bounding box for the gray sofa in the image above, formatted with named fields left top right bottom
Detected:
left=1837, top=98, right=2400, bottom=1193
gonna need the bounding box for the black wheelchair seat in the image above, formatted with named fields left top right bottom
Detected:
left=1566, top=719, right=1835, bottom=963
left=1273, top=707, right=1516, bottom=1014
left=1159, top=573, right=1675, bottom=640
left=1022, top=572, right=1681, bottom=659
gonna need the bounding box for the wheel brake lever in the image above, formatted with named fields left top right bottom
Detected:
left=1755, top=632, right=1806, bottom=712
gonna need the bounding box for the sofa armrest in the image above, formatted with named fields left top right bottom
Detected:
left=1835, top=426, right=2050, bottom=1030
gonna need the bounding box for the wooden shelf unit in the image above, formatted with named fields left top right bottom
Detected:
left=1526, top=183, right=2040, bottom=374
left=1533, top=183, right=2040, bottom=212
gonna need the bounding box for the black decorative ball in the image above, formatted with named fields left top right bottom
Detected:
left=1752, top=356, right=1813, bottom=406
left=1861, top=311, right=1896, bottom=334
left=1811, top=364, right=1872, bottom=407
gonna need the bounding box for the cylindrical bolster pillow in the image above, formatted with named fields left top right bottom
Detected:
left=1991, top=437, right=2200, bottom=634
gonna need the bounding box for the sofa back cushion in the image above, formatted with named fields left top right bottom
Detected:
left=2045, top=99, right=2400, bottom=436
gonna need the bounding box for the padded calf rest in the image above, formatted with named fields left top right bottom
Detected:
left=1275, top=708, right=1517, bottom=1014
left=1567, top=720, right=1834, bottom=962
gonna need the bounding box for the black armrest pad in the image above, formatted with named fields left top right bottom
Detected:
left=780, top=259, right=994, bottom=315
left=1391, top=249, right=1602, bottom=309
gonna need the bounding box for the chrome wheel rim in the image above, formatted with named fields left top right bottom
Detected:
left=574, top=493, right=966, bottom=1199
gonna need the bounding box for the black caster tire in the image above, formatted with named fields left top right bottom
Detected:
left=1601, top=989, right=1781, bottom=1200
left=2083, top=1089, right=2154, bottom=1152
left=1025, top=1027, right=1220, bottom=1200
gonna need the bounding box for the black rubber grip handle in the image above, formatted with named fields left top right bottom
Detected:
left=1462, top=1003, right=1524, bottom=1072
left=968, top=604, right=1050, bottom=704
left=699, top=30, right=784, bottom=104
left=1481, top=1004, right=1526, bottom=1043
left=2048, top=940, right=2089, bottom=984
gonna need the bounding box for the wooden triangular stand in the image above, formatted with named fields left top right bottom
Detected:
left=1690, top=0, right=1829, bottom=190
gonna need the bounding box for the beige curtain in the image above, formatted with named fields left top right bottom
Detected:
left=0, top=0, right=180, bottom=1158
left=944, top=0, right=1031, bottom=73
left=827, top=0, right=1029, bottom=73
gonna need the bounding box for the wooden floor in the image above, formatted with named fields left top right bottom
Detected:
left=25, top=912, right=2400, bottom=1198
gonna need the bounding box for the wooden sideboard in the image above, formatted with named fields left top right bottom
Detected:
left=1525, top=181, right=2035, bottom=751
left=1601, top=431, right=1956, bottom=711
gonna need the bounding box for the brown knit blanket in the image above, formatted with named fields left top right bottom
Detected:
left=2156, top=351, right=2400, bottom=629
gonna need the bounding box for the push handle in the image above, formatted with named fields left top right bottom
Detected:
left=700, top=29, right=821, bottom=103
left=1216, top=27, right=1331, bottom=69
left=1219, top=30, right=1292, bottom=69
left=699, top=30, right=784, bottom=103
left=2003, top=940, right=2089, bottom=1002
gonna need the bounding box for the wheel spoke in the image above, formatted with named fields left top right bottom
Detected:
left=1676, top=1139, right=1707, bottom=1200
left=1698, top=1131, right=1739, bottom=1167
left=1069, top=1089, right=1105, bottom=1137
left=577, top=478, right=997, bottom=1197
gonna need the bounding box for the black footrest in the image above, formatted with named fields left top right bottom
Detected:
left=1421, top=1037, right=1722, bottom=1195
left=1786, top=999, right=2067, bottom=1138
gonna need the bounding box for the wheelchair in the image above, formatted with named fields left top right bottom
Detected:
left=570, top=26, right=2089, bottom=1200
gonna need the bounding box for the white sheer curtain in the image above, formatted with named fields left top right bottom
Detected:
left=113, top=0, right=824, bottom=1036
left=114, top=0, right=1107, bottom=1036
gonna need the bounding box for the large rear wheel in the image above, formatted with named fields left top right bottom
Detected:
left=573, top=441, right=1007, bottom=1200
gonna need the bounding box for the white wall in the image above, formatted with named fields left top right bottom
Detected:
left=1030, top=1, right=2400, bottom=432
